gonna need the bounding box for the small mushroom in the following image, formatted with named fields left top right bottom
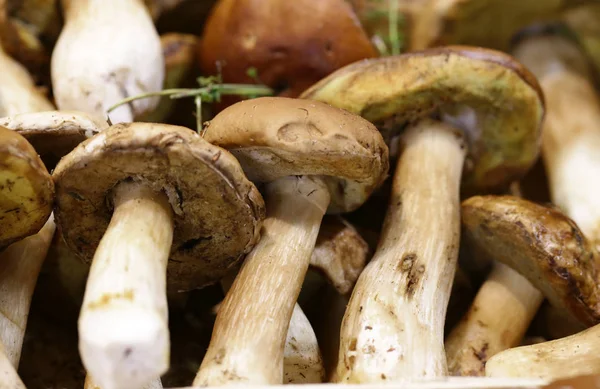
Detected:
left=301, top=47, right=543, bottom=381
left=53, top=123, right=265, bottom=389
left=51, top=0, right=164, bottom=123
left=198, top=0, right=377, bottom=101
left=0, top=125, right=54, bottom=249
left=194, top=96, right=388, bottom=385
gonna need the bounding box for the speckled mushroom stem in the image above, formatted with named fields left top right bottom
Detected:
left=334, top=120, right=464, bottom=382
left=195, top=175, right=330, bottom=386
left=0, top=45, right=54, bottom=116
left=0, top=214, right=55, bottom=367
left=220, top=271, right=325, bottom=384
left=445, top=262, right=543, bottom=376
left=79, top=181, right=172, bottom=389
left=0, top=342, right=26, bottom=389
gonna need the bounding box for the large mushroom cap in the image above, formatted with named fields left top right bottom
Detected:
left=203, top=96, right=389, bottom=213
left=462, top=195, right=600, bottom=327
left=0, top=125, right=53, bottom=249
left=0, top=110, right=109, bottom=169
left=53, top=122, right=265, bottom=292
left=198, top=0, right=377, bottom=99
left=301, top=46, right=544, bottom=193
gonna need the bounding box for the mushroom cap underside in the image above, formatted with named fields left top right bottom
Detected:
left=0, top=125, right=54, bottom=249
left=53, top=122, right=265, bottom=292
left=203, top=96, right=389, bottom=213
left=462, top=195, right=600, bottom=327
left=301, top=46, right=544, bottom=193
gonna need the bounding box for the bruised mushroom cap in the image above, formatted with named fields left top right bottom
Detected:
left=199, top=0, right=378, bottom=99
left=0, top=111, right=109, bottom=169
left=301, top=46, right=544, bottom=193
left=462, top=195, right=600, bottom=327
left=203, top=96, right=389, bottom=213
left=0, top=125, right=53, bottom=249
left=53, top=122, right=265, bottom=292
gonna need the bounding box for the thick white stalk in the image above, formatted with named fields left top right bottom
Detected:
left=195, top=175, right=330, bottom=386
left=79, top=181, right=172, bottom=389
left=0, top=342, right=25, bottom=389
left=85, top=375, right=163, bottom=389
left=334, top=119, right=465, bottom=382
left=0, top=214, right=55, bottom=367
left=445, top=262, right=543, bottom=376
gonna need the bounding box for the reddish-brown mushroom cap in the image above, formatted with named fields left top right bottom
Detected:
left=53, top=122, right=265, bottom=292
left=203, top=97, right=389, bottom=213
left=198, top=0, right=378, bottom=99
left=301, top=46, right=544, bottom=193
left=0, top=125, right=54, bottom=249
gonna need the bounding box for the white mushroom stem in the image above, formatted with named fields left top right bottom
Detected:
left=220, top=271, right=325, bottom=384
left=85, top=375, right=163, bottom=389
left=0, top=214, right=55, bottom=367
left=334, top=119, right=464, bottom=382
left=195, top=175, right=330, bottom=386
left=52, top=0, right=164, bottom=124
left=0, top=45, right=54, bottom=116
left=79, top=181, right=172, bottom=389
left=486, top=324, right=600, bottom=380
left=445, top=262, right=543, bottom=376
left=0, top=342, right=26, bottom=389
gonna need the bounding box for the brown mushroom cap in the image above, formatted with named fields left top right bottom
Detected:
left=0, top=111, right=108, bottom=169
left=53, top=122, right=265, bottom=292
left=203, top=97, right=389, bottom=213
left=198, top=0, right=378, bottom=99
left=462, top=195, right=600, bottom=326
left=0, top=125, right=53, bottom=249
left=301, top=46, right=544, bottom=193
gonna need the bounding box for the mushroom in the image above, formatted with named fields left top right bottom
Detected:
left=563, top=3, right=600, bottom=75
left=459, top=195, right=600, bottom=379
left=198, top=0, right=377, bottom=102
left=52, top=122, right=265, bottom=389
left=51, top=0, right=164, bottom=123
left=512, top=27, right=600, bottom=249
left=300, top=47, right=544, bottom=381
left=194, top=96, right=388, bottom=385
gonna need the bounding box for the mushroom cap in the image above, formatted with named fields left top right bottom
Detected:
left=198, top=0, right=377, bottom=99
left=0, top=110, right=109, bottom=169
left=0, top=125, right=54, bottom=249
left=462, top=195, right=600, bottom=327
left=53, top=122, right=265, bottom=292
left=301, top=46, right=544, bottom=193
left=203, top=97, right=389, bottom=213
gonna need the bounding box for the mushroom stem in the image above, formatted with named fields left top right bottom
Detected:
left=195, top=175, right=330, bottom=386
left=335, top=119, right=464, bottom=382
left=0, top=214, right=55, bottom=367
left=84, top=375, right=163, bottom=389
left=78, top=180, right=172, bottom=389
left=445, top=262, right=543, bottom=376
left=0, top=342, right=25, bottom=389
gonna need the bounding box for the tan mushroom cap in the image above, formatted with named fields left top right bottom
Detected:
left=462, top=195, right=600, bottom=327
left=0, top=125, right=53, bottom=249
left=204, top=97, right=389, bottom=213
left=53, top=122, right=265, bottom=292
left=0, top=111, right=109, bottom=169
left=301, top=46, right=544, bottom=193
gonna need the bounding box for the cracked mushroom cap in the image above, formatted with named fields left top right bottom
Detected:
left=203, top=97, right=389, bottom=213
left=53, top=122, right=265, bottom=292
left=301, top=46, right=544, bottom=193
left=462, top=195, right=600, bottom=327
left=0, top=111, right=109, bottom=169
left=198, top=0, right=377, bottom=99
left=0, top=125, right=53, bottom=249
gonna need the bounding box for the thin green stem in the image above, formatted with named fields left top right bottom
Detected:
left=389, top=0, right=400, bottom=55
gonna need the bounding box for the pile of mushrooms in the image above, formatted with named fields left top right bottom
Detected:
left=6, top=0, right=600, bottom=388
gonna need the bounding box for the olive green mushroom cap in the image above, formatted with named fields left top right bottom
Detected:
left=0, top=125, right=54, bottom=249
left=53, top=122, right=265, bottom=292
left=301, top=46, right=545, bottom=193
left=203, top=96, right=389, bottom=213
left=0, top=110, right=109, bottom=169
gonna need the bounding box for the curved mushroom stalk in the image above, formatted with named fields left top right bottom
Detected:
left=0, top=342, right=26, bottom=389
left=336, top=120, right=465, bottom=381
left=51, top=0, right=164, bottom=123
left=486, top=325, right=600, bottom=380
left=445, top=262, right=543, bottom=376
